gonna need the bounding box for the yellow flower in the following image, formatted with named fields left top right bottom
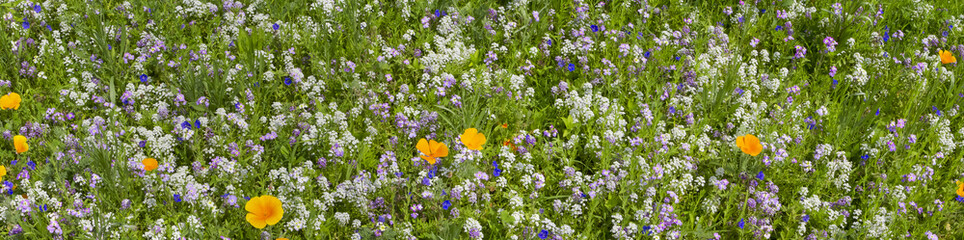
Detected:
left=277, top=238, right=289, bottom=240
left=957, top=181, right=964, bottom=197
left=0, top=166, right=6, bottom=179
left=143, top=158, right=158, bottom=172
left=0, top=92, right=21, bottom=110
left=940, top=50, right=957, bottom=64
left=13, top=135, right=28, bottom=154
left=735, top=134, right=763, bottom=156
left=459, top=128, right=487, bottom=150
left=416, top=138, right=449, bottom=165
left=245, top=195, right=284, bottom=229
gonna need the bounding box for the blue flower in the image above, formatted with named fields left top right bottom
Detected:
left=284, top=76, right=292, bottom=85
left=272, top=23, right=280, bottom=30
left=567, top=63, right=575, bottom=72
left=875, top=108, right=880, bottom=116
left=3, top=181, right=12, bottom=195
left=34, top=4, right=41, bottom=13
left=538, top=229, right=549, bottom=239
left=775, top=25, right=783, bottom=31
left=174, top=194, right=182, bottom=203
left=181, top=121, right=192, bottom=130
left=802, top=214, right=810, bottom=222
left=861, top=154, right=869, bottom=160
left=22, top=19, right=29, bottom=29
left=760, top=9, right=766, bottom=14
left=194, top=120, right=201, bottom=129
left=832, top=79, right=838, bottom=88
left=139, top=140, right=147, bottom=148
left=27, top=161, right=36, bottom=170
left=492, top=160, right=498, bottom=168
left=590, top=25, right=599, bottom=32
left=738, top=218, right=745, bottom=229
left=642, top=225, right=651, bottom=235
left=493, top=168, right=502, bottom=177
left=442, top=200, right=451, bottom=210
left=644, top=51, right=651, bottom=58
left=140, top=74, right=148, bottom=83
left=756, top=171, right=764, bottom=181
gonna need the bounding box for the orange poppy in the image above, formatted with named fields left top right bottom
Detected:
left=143, top=158, right=158, bottom=171
left=460, top=128, right=487, bottom=150
left=416, top=138, right=448, bottom=165
left=13, top=135, right=28, bottom=154
left=245, top=195, right=284, bottom=229
left=735, top=134, right=763, bottom=156
left=940, top=50, right=957, bottom=64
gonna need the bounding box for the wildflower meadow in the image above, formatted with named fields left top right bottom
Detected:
left=2, top=0, right=964, bottom=239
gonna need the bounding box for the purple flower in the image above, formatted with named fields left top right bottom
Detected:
left=22, top=19, right=29, bottom=29
left=538, top=229, right=549, bottom=239
left=802, top=214, right=810, bottom=222
left=181, top=121, right=192, bottom=130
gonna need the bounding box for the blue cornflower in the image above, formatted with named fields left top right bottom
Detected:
left=284, top=76, right=292, bottom=85
left=442, top=200, right=451, bottom=210
left=590, top=25, right=599, bottom=32
left=567, top=63, right=575, bottom=72
left=174, top=194, right=182, bottom=203
left=538, top=229, right=549, bottom=239
left=738, top=218, right=745, bottom=229
left=756, top=171, right=764, bottom=181
left=194, top=120, right=201, bottom=129
left=140, top=74, right=148, bottom=83
left=272, top=23, right=279, bottom=30
left=181, top=121, right=192, bottom=130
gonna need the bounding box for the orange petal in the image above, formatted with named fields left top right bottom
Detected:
left=736, top=136, right=745, bottom=149
left=433, top=141, right=448, bottom=158
left=416, top=138, right=430, bottom=156
left=263, top=196, right=284, bottom=225
left=246, top=212, right=267, bottom=229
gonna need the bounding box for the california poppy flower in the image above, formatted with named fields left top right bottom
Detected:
left=0, top=92, right=21, bottom=110
left=735, top=134, right=763, bottom=156
left=143, top=158, right=158, bottom=171
left=277, top=238, right=289, bottom=240
left=460, top=128, right=487, bottom=150
left=245, top=195, right=284, bottom=229
left=13, top=135, right=28, bottom=154
left=0, top=166, right=6, bottom=179
left=940, top=50, right=957, bottom=64
left=416, top=138, right=448, bottom=165
left=501, top=123, right=508, bottom=128
left=957, top=181, right=964, bottom=197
